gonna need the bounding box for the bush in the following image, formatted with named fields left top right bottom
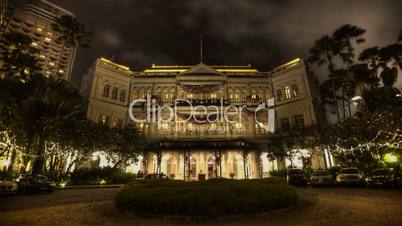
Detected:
left=269, top=170, right=287, bottom=178
left=116, top=179, right=297, bottom=217
left=69, top=167, right=135, bottom=185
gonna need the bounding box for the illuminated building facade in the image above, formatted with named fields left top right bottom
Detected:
left=81, top=57, right=329, bottom=180
left=4, top=0, right=77, bottom=80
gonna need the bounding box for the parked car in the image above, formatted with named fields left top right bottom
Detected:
left=336, top=168, right=365, bottom=186
left=287, top=168, right=307, bottom=186
left=17, top=175, right=56, bottom=194
left=366, top=168, right=399, bottom=188
left=0, top=180, right=18, bottom=193
left=141, top=173, right=170, bottom=180
left=311, top=170, right=333, bottom=186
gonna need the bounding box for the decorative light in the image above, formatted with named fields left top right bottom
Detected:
left=59, top=182, right=67, bottom=188
left=100, top=179, right=107, bottom=185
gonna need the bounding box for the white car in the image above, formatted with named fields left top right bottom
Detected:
left=336, top=168, right=365, bottom=186
left=311, top=170, right=333, bottom=186
left=0, top=180, right=18, bottom=193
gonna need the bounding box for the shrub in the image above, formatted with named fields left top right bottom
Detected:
left=116, top=179, right=297, bottom=217
left=69, top=167, right=135, bottom=185
left=269, top=170, right=287, bottom=178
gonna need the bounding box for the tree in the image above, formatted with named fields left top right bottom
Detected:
left=333, top=24, right=366, bottom=67
left=51, top=15, right=92, bottom=48
left=0, top=75, right=84, bottom=175
left=307, top=35, right=342, bottom=121
left=0, top=32, right=41, bottom=78
left=333, top=25, right=366, bottom=118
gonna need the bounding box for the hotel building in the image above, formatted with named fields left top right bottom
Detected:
left=4, top=0, right=77, bottom=80
left=81, top=57, right=330, bottom=180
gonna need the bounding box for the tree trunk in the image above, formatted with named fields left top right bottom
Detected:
left=341, top=87, right=346, bottom=119
left=332, top=80, right=340, bottom=122
left=31, top=134, right=45, bottom=175
left=6, top=150, right=16, bottom=174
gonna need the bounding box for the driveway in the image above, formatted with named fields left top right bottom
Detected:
left=0, top=187, right=401, bottom=226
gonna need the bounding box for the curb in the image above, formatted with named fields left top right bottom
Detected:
left=56, top=184, right=123, bottom=189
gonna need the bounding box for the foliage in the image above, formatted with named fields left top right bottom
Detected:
left=51, top=15, right=93, bottom=48
left=69, top=167, right=135, bottom=185
left=116, top=179, right=297, bottom=217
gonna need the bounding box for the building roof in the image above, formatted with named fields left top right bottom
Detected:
left=182, top=63, right=222, bottom=75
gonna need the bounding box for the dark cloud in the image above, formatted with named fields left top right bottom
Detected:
left=14, top=0, right=402, bottom=88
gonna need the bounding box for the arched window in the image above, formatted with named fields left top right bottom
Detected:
left=119, top=90, right=126, bottom=102
left=103, top=85, right=110, bottom=97
left=111, top=87, right=118, bottom=100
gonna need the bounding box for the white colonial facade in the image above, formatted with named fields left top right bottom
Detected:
left=80, top=57, right=329, bottom=180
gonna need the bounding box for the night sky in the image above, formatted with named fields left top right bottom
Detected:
left=13, top=0, right=402, bottom=88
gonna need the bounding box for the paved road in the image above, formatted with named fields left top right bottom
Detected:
left=0, top=187, right=402, bottom=226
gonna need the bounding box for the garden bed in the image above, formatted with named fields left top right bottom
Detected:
left=115, top=178, right=297, bottom=217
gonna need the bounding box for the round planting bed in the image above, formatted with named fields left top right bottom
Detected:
left=115, top=178, right=297, bottom=218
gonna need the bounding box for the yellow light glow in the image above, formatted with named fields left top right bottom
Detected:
left=384, top=153, right=399, bottom=163
left=48, top=62, right=55, bottom=66
left=31, top=42, right=38, bottom=47
left=58, top=69, right=64, bottom=73
left=216, top=69, right=258, bottom=73
left=100, top=179, right=107, bottom=185
left=144, top=69, right=187, bottom=73
left=44, top=37, right=52, bottom=42
left=273, top=58, right=301, bottom=71
left=36, top=27, right=43, bottom=32
left=100, top=57, right=131, bottom=71
left=39, top=54, right=46, bottom=59
left=0, top=159, right=10, bottom=167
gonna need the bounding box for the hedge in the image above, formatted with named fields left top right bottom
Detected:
left=115, top=179, right=297, bottom=217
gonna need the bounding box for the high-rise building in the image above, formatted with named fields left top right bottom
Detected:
left=81, top=57, right=331, bottom=179
left=5, top=0, right=77, bottom=80
left=0, top=0, right=14, bottom=37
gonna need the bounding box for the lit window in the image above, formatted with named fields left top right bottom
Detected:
left=252, top=94, right=257, bottom=99
left=112, top=118, right=123, bottom=128
left=31, top=42, right=38, bottom=47
left=48, top=61, right=55, bottom=66
left=44, top=37, right=52, bottom=42
left=187, top=93, right=193, bottom=99
left=99, top=115, right=109, bottom=125
left=103, top=85, right=110, bottom=97
left=285, top=86, right=292, bottom=99
left=292, top=84, right=299, bottom=97
left=47, top=32, right=53, bottom=36
left=119, top=90, right=126, bottom=102
left=36, top=27, right=43, bottom=32
left=112, top=87, right=118, bottom=100
left=39, top=54, right=46, bottom=59
left=58, top=69, right=64, bottom=74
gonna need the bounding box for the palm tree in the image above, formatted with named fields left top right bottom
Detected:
left=0, top=75, right=83, bottom=175
left=333, top=25, right=366, bottom=118
left=307, top=35, right=342, bottom=121
left=333, top=24, right=366, bottom=67
left=51, top=15, right=92, bottom=48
